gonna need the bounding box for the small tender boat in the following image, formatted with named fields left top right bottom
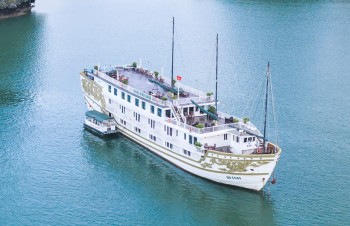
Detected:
left=84, top=110, right=118, bottom=135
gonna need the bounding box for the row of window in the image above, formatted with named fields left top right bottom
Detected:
left=184, top=133, right=198, bottom=145
left=244, top=137, right=255, bottom=143
left=108, top=85, right=118, bottom=96
left=118, top=117, right=195, bottom=157
left=108, top=85, right=163, bottom=117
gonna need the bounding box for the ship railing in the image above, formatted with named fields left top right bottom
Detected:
left=162, top=76, right=207, bottom=98
left=216, top=111, right=257, bottom=129
left=176, top=96, right=214, bottom=106
left=165, top=117, right=259, bottom=134
left=92, top=69, right=169, bottom=107
left=96, top=65, right=209, bottom=104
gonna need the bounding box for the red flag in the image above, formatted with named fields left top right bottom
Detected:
left=176, top=75, right=182, bottom=81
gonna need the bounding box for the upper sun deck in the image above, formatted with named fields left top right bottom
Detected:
left=87, top=65, right=214, bottom=108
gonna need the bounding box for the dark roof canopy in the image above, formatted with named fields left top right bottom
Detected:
left=85, top=110, right=112, bottom=122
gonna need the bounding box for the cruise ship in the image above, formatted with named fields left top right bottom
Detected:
left=80, top=60, right=281, bottom=191
left=80, top=22, right=281, bottom=191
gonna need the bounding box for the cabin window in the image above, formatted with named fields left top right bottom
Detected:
left=232, top=135, right=235, bottom=141
left=194, top=137, right=197, bottom=144
left=165, top=142, right=173, bottom=149
left=149, top=134, right=156, bottom=141
left=122, top=92, right=125, bottom=100
left=121, top=106, right=126, bottom=114
left=183, top=108, right=188, bottom=116
left=166, top=126, right=173, bottom=136
left=134, top=112, right=140, bottom=122
left=184, top=133, right=186, bottom=140
left=165, top=109, right=171, bottom=118
left=142, top=101, right=146, bottom=110
left=109, top=98, right=112, bottom=104
left=151, top=105, right=155, bottom=114
left=149, top=119, right=155, bottom=129
left=189, top=135, right=193, bottom=144
left=134, top=127, right=141, bottom=133
left=157, top=108, right=162, bottom=117
left=108, top=85, right=111, bottom=93
left=248, top=137, right=252, bottom=142
left=224, top=134, right=228, bottom=140
left=253, top=137, right=256, bottom=141
left=244, top=138, right=247, bottom=143
left=120, top=119, right=126, bottom=125
left=114, top=88, right=117, bottom=96
left=183, top=149, right=190, bottom=156
left=127, top=95, right=131, bottom=103
left=236, top=137, right=239, bottom=143
left=135, top=98, right=139, bottom=107
left=176, top=130, right=178, bottom=136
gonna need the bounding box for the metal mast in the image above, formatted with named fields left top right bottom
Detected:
left=171, top=17, right=175, bottom=88
left=215, top=34, right=218, bottom=115
left=263, top=62, right=270, bottom=153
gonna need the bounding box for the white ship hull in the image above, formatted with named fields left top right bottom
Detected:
left=118, top=124, right=280, bottom=191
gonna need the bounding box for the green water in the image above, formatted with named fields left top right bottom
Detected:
left=1, top=0, right=350, bottom=225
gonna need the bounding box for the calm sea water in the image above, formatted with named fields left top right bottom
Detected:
left=1, top=0, right=350, bottom=225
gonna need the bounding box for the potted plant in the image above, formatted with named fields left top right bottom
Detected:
left=208, top=105, right=216, bottom=114
left=154, top=71, right=159, bottom=79
left=161, top=96, right=168, bottom=101
left=131, top=62, right=137, bottom=68
left=232, top=118, right=239, bottom=123
left=196, top=123, right=204, bottom=129
left=172, top=79, right=176, bottom=86
left=195, top=141, right=202, bottom=151
left=243, top=117, right=250, bottom=124
left=172, top=95, right=178, bottom=100
left=206, top=92, right=213, bottom=100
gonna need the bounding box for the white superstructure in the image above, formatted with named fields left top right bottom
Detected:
left=80, top=65, right=281, bottom=191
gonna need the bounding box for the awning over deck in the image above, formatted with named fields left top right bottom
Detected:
left=190, top=99, right=218, bottom=120
left=85, top=110, right=112, bottom=122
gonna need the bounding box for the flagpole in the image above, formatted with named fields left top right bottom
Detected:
left=215, top=33, right=218, bottom=115
left=171, top=17, right=175, bottom=89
